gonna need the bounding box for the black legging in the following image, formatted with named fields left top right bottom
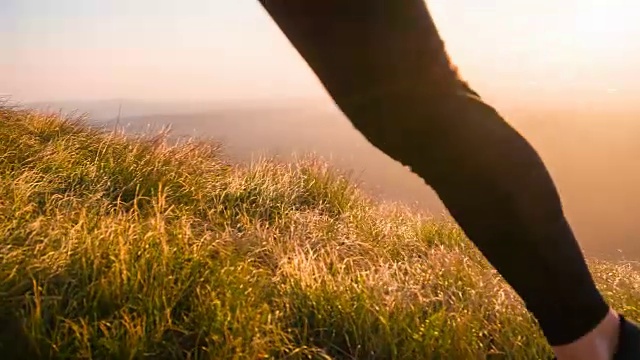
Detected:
left=258, top=0, right=610, bottom=346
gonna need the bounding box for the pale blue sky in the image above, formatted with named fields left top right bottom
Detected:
left=3, top=0, right=640, bottom=108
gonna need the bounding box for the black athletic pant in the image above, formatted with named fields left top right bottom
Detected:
left=258, top=0, right=610, bottom=346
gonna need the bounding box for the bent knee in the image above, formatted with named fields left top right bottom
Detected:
left=340, top=89, right=495, bottom=171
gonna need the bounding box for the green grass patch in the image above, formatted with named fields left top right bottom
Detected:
left=0, top=106, right=638, bottom=359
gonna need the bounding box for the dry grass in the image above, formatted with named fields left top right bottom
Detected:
left=0, top=106, right=638, bottom=359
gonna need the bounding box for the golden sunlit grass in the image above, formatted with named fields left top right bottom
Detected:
left=0, top=106, right=638, bottom=359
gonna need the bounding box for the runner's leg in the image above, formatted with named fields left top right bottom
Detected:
left=258, top=0, right=611, bottom=347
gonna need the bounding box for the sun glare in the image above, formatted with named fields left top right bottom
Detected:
left=569, top=3, right=632, bottom=55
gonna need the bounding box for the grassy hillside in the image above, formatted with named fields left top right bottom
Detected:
left=0, top=106, right=638, bottom=359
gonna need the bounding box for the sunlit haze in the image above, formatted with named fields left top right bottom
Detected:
left=3, top=0, right=640, bottom=258
left=3, top=0, right=640, bottom=109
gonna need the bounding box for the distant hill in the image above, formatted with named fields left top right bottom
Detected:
left=18, top=99, right=640, bottom=259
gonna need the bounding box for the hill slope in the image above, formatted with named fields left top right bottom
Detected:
left=0, top=106, right=638, bottom=359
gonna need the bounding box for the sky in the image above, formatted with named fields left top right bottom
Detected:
left=2, top=0, right=640, bottom=108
